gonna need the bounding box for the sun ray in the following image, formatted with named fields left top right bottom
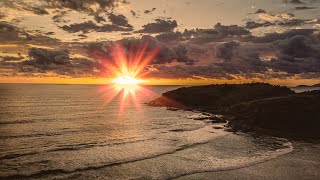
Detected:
left=94, top=41, right=160, bottom=112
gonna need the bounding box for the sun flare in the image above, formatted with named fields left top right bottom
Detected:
left=111, top=75, right=144, bottom=85
left=95, top=42, right=159, bottom=111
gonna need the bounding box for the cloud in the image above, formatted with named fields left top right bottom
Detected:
left=98, top=24, right=133, bottom=32
left=52, top=11, right=68, bottom=23
left=214, top=23, right=250, bottom=36
left=45, top=0, right=128, bottom=13
left=136, top=19, right=178, bottom=33
left=147, top=28, right=320, bottom=80
left=61, top=21, right=98, bottom=33
left=215, top=41, right=240, bottom=60
left=130, top=10, right=136, bottom=16
left=24, top=5, right=49, bottom=15
left=139, top=24, right=250, bottom=47
left=144, top=8, right=156, bottom=14
left=155, top=31, right=183, bottom=42
left=254, top=9, right=267, bottom=14
left=89, top=35, right=195, bottom=66
left=280, top=35, right=314, bottom=58
left=257, top=11, right=295, bottom=21
left=252, top=29, right=316, bottom=43
left=0, top=22, right=21, bottom=41
left=295, top=6, right=317, bottom=10
left=286, top=0, right=306, bottom=4
left=26, top=48, right=71, bottom=65
left=245, top=21, right=273, bottom=29
left=0, top=56, right=24, bottom=61
left=61, top=20, right=133, bottom=33
left=94, top=15, right=106, bottom=23
left=21, top=48, right=100, bottom=77
left=108, top=13, right=132, bottom=28
left=276, top=19, right=308, bottom=26
left=0, top=1, right=49, bottom=15
left=266, top=33, right=320, bottom=74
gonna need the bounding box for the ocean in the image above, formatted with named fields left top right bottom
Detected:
left=0, top=84, right=295, bottom=179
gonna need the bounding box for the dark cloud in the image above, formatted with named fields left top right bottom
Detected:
left=173, top=45, right=195, bottom=65
left=214, top=23, right=251, bottom=36
left=147, top=29, right=320, bottom=80
left=0, top=21, right=60, bottom=44
left=21, top=48, right=100, bottom=77
left=182, top=23, right=250, bottom=44
left=245, top=19, right=311, bottom=29
left=25, top=33, right=61, bottom=44
left=252, top=29, right=316, bottom=43
left=61, top=20, right=133, bottom=33
left=148, top=48, right=317, bottom=80
left=61, top=21, right=98, bottom=33
left=147, top=61, right=266, bottom=79
left=94, top=15, right=106, bottom=23
left=155, top=31, right=183, bottom=42
left=45, top=32, right=55, bottom=35
left=254, top=9, right=267, bottom=14
left=295, top=6, right=317, bottom=10
left=26, top=48, right=71, bottom=65
left=276, top=18, right=308, bottom=26
left=216, top=41, right=240, bottom=60
left=215, top=53, right=267, bottom=76
left=0, top=22, right=21, bottom=41
left=280, top=35, right=314, bottom=58
left=89, top=35, right=195, bottom=66
left=108, top=13, right=132, bottom=28
left=249, top=10, right=316, bottom=29
left=25, top=5, right=49, bottom=15
left=130, top=10, right=137, bottom=16
left=45, top=0, right=127, bottom=13
left=245, top=21, right=273, bottom=29
left=52, top=11, right=68, bottom=23
left=174, top=23, right=251, bottom=44
left=287, top=0, right=306, bottom=4
left=0, top=56, right=24, bottom=61
left=136, top=19, right=178, bottom=33
left=144, top=8, right=156, bottom=14
left=98, top=24, right=133, bottom=32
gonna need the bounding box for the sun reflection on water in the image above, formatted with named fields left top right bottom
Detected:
left=99, top=84, right=157, bottom=113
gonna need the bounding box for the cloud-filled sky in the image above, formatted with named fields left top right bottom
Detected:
left=0, top=0, right=320, bottom=85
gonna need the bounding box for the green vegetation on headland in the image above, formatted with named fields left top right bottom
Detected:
left=148, top=83, right=320, bottom=138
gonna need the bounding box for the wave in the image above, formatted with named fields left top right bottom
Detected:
left=0, top=138, right=156, bottom=161
left=0, top=140, right=213, bottom=179
left=0, top=127, right=293, bottom=179
left=0, top=138, right=293, bottom=180
left=0, top=120, right=35, bottom=125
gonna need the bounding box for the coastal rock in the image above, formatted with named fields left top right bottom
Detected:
left=148, top=83, right=320, bottom=138
left=147, top=83, right=294, bottom=113
left=227, top=91, right=320, bottom=137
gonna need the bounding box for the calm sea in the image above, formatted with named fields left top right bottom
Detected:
left=0, top=84, right=294, bottom=179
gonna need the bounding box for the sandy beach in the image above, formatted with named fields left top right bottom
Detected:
left=177, top=141, right=320, bottom=180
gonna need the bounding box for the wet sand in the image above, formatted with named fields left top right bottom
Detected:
left=177, top=141, right=320, bottom=180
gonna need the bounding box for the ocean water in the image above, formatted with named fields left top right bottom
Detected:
left=0, top=84, right=293, bottom=179
left=291, top=86, right=320, bottom=93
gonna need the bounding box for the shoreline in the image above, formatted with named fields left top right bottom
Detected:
left=176, top=140, right=320, bottom=180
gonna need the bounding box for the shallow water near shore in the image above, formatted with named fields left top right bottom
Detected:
left=0, top=84, right=294, bottom=179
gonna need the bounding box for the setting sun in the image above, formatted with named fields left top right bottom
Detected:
left=111, top=75, right=144, bottom=85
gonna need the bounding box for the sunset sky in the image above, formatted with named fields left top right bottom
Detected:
left=0, top=0, right=320, bottom=86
